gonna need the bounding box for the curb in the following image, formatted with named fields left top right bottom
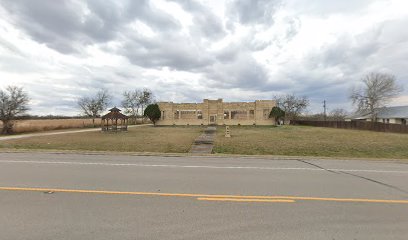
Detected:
left=1, top=148, right=407, bottom=163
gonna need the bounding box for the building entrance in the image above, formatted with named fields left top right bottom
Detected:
left=210, top=115, right=217, bottom=125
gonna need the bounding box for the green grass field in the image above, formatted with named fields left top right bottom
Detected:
left=214, top=125, right=408, bottom=159
left=0, top=126, right=203, bottom=153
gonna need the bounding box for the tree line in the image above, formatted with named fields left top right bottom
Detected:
left=0, top=87, right=156, bottom=134
left=271, top=72, right=403, bottom=124
left=77, top=88, right=154, bottom=126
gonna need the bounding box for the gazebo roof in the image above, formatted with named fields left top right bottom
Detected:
left=101, top=107, right=128, bottom=120
left=101, top=112, right=128, bottom=120
left=109, top=107, right=121, bottom=112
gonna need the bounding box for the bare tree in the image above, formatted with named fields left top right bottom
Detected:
left=0, top=86, right=29, bottom=134
left=274, top=94, right=309, bottom=123
left=350, top=72, right=402, bottom=121
left=139, top=88, right=153, bottom=122
left=329, top=108, right=348, bottom=121
left=78, top=89, right=111, bottom=127
left=122, top=90, right=142, bottom=124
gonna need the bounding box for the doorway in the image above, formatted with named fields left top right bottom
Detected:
left=210, top=115, right=217, bottom=125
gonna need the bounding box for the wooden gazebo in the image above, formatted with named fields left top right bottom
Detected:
left=101, top=107, right=129, bottom=132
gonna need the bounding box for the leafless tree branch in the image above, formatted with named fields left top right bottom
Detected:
left=350, top=72, right=402, bottom=121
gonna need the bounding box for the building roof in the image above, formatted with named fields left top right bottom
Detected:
left=377, top=106, right=408, bottom=118
left=347, top=106, right=408, bottom=119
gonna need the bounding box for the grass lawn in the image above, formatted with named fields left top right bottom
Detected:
left=214, top=125, right=408, bottom=159
left=0, top=126, right=203, bottom=153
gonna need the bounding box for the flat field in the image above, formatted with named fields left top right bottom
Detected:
left=2, top=125, right=408, bottom=159
left=0, top=126, right=202, bottom=153
left=0, top=119, right=100, bottom=133
left=214, top=125, right=408, bottom=159
left=0, top=118, right=148, bottom=134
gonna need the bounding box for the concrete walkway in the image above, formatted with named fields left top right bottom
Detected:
left=0, top=124, right=150, bottom=141
left=189, top=126, right=216, bottom=154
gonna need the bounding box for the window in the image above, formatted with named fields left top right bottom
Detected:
left=180, top=110, right=196, bottom=119
left=197, top=110, right=202, bottom=119
left=174, top=110, right=179, bottom=119
left=263, top=109, right=271, bottom=119
left=249, top=109, right=254, bottom=119
left=231, top=110, right=247, bottom=120
left=161, top=111, right=165, bottom=120
left=224, top=111, right=230, bottom=119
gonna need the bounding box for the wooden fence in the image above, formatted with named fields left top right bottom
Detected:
left=291, top=120, right=408, bottom=134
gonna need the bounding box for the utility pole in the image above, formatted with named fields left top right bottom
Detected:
left=323, top=100, right=327, bottom=121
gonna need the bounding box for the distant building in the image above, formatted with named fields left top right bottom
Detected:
left=345, top=106, right=408, bottom=125
left=156, top=99, right=276, bottom=125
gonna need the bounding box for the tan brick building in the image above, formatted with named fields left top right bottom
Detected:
left=157, top=99, right=276, bottom=125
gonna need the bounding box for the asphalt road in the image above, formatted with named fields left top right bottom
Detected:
left=0, top=152, right=407, bottom=240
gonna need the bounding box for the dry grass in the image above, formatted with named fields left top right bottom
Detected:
left=0, top=118, right=148, bottom=134
left=214, top=125, right=408, bottom=159
left=3, top=124, right=407, bottom=158
left=0, top=126, right=203, bottom=153
left=0, top=119, right=100, bottom=133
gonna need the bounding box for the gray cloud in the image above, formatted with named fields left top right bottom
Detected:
left=170, top=0, right=226, bottom=40
left=228, top=0, right=282, bottom=25
left=121, top=33, right=214, bottom=71
left=125, top=0, right=180, bottom=31
left=214, top=44, right=240, bottom=63
left=0, top=0, right=180, bottom=53
left=203, top=52, right=269, bottom=90
left=2, top=0, right=88, bottom=53
left=306, top=18, right=408, bottom=81
left=1, top=0, right=408, bottom=115
left=286, top=0, right=375, bottom=15
left=272, top=17, right=408, bottom=112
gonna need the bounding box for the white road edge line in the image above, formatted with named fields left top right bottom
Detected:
left=0, top=160, right=407, bottom=174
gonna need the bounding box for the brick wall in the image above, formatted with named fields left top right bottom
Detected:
left=157, top=99, right=276, bottom=125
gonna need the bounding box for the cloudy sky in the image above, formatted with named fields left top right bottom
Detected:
left=0, top=0, right=407, bottom=115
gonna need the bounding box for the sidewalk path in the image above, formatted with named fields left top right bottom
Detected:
left=0, top=125, right=150, bottom=141
left=189, top=126, right=216, bottom=154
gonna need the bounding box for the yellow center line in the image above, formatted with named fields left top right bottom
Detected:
left=1, top=186, right=407, bottom=204
left=197, top=197, right=295, bottom=203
